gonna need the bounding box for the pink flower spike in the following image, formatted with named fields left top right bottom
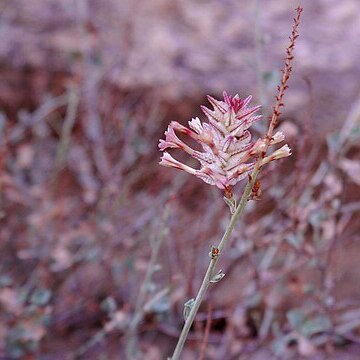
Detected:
left=158, top=92, right=291, bottom=191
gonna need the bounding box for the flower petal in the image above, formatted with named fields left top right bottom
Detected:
left=159, top=152, right=197, bottom=175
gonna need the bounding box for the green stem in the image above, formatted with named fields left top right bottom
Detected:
left=170, top=168, right=260, bottom=360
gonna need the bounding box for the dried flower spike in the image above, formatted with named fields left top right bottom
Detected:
left=159, top=92, right=291, bottom=191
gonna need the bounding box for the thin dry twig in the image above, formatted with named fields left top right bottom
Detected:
left=263, top=6, right=302, bottom=153
left=51, top=87, right=80, bottom=194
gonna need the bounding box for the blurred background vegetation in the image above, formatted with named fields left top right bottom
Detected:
left=0, top=0, right=360, bottom=359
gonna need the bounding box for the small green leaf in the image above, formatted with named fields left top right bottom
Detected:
left=326, top=133, right=340, bottom=153
left=309, top=210, right=327, bottom=228
left=210, top=270, right=225, bottom=283
left=287, top=308, right=305, bottom=329
left=301, top=315, right=331, bottom=337
left=271, top=336, right=288, bottom=356
left=148, top=295, right=170, bottom=314
left=101, top=297, right=117, bottom=314
left=183, top=298, right=195, bottom=321
left=30, top=288, right=52, bottom=306
left=285, top=233, right=303, bottom=249
left=271, top=333, right=297, bottom=356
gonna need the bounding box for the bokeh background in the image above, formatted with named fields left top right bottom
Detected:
left=1, top=0, right=360, bottom=359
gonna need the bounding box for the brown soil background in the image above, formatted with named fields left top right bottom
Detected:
left=1, top=1, right=360, bottom=359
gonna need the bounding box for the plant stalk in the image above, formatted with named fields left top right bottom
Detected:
left=171, top=8, right=302, bottom=358
left=170, top=168, right=260, bottom=360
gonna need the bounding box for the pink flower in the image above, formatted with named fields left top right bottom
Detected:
left=159, top=92, right=291, bottom=190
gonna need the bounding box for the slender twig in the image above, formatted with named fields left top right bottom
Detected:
left=170, top=174, right=258, bottom=360
left=125, top=202, right=171, bottom=359
left=29, top=94, right=69, bottom=125
left=51, top=87, right=79, bottom=194
left=9, top=94, right=69, bottom=144
left=0, top=117, right=9, bottom=218
left=170, top=7, right=302, bottom=359
left=263, top=6, right=302, bottom=150
left=72, top=201, right=171, bottom=360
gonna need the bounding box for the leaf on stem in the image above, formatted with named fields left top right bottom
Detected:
left=183, top=298, right=195, bottom=321
left=210, top=269, right=225, bottom=283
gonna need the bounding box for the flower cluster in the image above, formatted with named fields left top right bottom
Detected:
left=159, top=92, right=291, bottom=191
